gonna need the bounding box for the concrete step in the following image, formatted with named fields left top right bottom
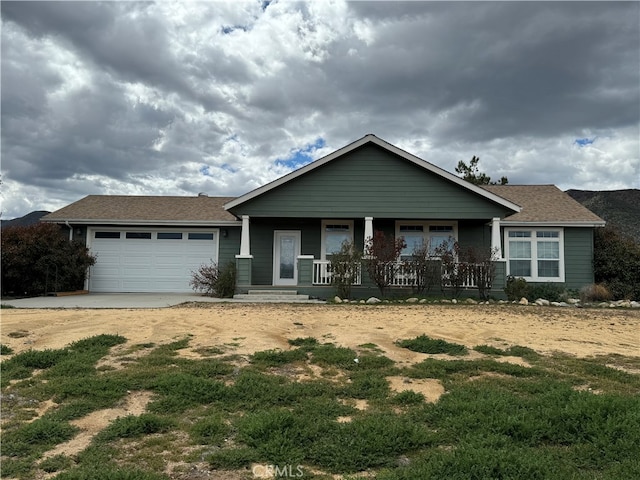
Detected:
left=232, top=293, right=311, bottom=302
left=247, top=290, right=300, bottom=296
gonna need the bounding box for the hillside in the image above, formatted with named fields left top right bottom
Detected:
left=566, top=189, right=640, bottom=242
left=0, top=211, right=50, bottom=229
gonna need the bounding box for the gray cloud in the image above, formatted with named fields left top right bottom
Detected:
left=1, top=1, right=638, bottom=219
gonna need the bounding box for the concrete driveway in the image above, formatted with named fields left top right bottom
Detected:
left=1, top=293, right=232, bottom=309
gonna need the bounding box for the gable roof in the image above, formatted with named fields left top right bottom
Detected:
left=42, top=195, right=239, bottom=226
left=224, top=134, right=522, bottom=213
left=482, top=185, right=606, bottom=226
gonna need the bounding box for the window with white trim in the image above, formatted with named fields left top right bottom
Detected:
left=505, top=228, right=564, bottom=281
left=395, top=222, right=457, bottom=259
left=321, top=220, right=353, bottom=259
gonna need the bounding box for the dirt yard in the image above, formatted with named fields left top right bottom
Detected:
left=2, top=303, right=639, bottom=361
left=2, top=302, right=639, bottom=479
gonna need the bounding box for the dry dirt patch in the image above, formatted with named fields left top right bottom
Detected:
left=2, top=304, right=638, bottom=360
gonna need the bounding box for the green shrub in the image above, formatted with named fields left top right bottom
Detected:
left=96, top=414, right=175, bottom=442
left=396, top=335, right=468, bottom=356
left=54, top=467, right=170, bottom=480
left=504, top=275, right=528, bottom=301
left=207, top=447, right=258, bottom=469
left=1, top=223, right=96, bottom=296
left=391, top=390, right=425, bottom=406
left=190, top=414, right=229, bottom=444
left=594, top=226, right=640, bottom=300
left=527, top=282, right=566, bottom=302
left=39, top=454, right=73, bottom=473
left=3, top=418, right=78, bottom=457
left=287, top=336, right=319, bottom=350
left=1, top=343, right=14, bottom=355
left=250, top=348, right=308, bottom=367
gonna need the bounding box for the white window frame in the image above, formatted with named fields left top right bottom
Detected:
left=321, top=220, right=354, bottom=260
left=504, top=227, right=565, bottom=282
left=395, top=221, right=458, bottom=259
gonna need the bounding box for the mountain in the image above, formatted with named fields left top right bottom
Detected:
left=1, top=211, right=50, bottom=229
left=566, top=189, right=640, bottom=242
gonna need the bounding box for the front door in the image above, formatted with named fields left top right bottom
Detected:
left=273, top=230, right=301, bottom=286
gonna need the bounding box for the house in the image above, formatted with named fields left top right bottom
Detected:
left=42, top=134, right=605, bottom=297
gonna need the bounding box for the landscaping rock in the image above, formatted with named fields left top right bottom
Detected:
left=567, top=298, right=581, bottom=305
left=406, top=297, right=419, bottom=303
left=464, top=298, right=478, bottom=305
left=419, top=299, right=428, bottom=304
left=535, top=298, right=550, bottom=306
left=519, top=297, right=529, bottom=305
left=334, top=296, right=343, bottom=303
left=451, top=299, right=457, bottom=304
left=631, top=301, right=640, bottom=308
left=366, top=297, right=381, bottom=304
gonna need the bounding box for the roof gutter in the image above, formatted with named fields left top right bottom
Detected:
left=42, top=219, right=242, bottom=227
left=500, top=221, right=606, bottom=227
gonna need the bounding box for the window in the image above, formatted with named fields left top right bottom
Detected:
left=157, top=232, right=183, bottom=240
left=506, top=228, right=563, bottom=281
left=395, top=222, right=457, bottom=258
left=322, top=220, right=353, bottom=259
left=399, top=225, right=424, bottom=259
left=428, top=225, right=454, bottom=254
left=95, top=231, right=120, bottom=239
left=126, top=232, right=152, bottom=239
left=188, top=233, right=214, bottom=240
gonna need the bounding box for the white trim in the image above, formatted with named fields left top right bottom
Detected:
left=504, top=227, right=565, bottom=282
left=491, top=217, right=503, bottom=259
left=321, top=219, right=354, bottom=260
left=240, top=215, right=251, bottom=256
left=273, top=230, right=301, bottom=286
left=224, top=135, right=521, bottom=213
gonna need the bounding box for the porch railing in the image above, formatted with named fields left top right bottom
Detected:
left=313, top=260, right=491, bottom=289
left=313, top=260, right=361, bottom=285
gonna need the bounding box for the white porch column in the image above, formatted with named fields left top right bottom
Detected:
left=364, top=217, right=374, bottom=246
left=240, top=215, right=251, bottom=256
left=491, top=217, right=502, bottom=259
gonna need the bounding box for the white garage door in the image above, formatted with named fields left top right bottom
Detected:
left=89, top=229, right=218, bottom=293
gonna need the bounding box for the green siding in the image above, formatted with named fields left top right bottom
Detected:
left=218, top=227, right=241, bottom=266
left=231, top=144, right=514, bottom=219
left=564, top=227, right=595, bottom=289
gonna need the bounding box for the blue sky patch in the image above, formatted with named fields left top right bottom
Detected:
left=575, top=137, right=595, bottom=147
left=275, top=137, right=326, bottom=169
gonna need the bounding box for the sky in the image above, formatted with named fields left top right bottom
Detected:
left=1, top=1, right=639, bottom=219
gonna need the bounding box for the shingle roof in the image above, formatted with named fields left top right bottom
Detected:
left=42, top=195, right=238, bottom=224
left=482, top=185, right=605, bottom=225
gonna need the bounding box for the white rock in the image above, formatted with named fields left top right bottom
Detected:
left=464, top=298, right=478, bottom=305
left=406, top=297, right=419, bottom=303
left=631, top=301, right=640, bottom=308
left=452, top=299, right=458, bottom=304
left=366, top=297, right=381, bottom=304
left=519, top=297, right=529, bottom=305
left=550, top=302, right=562, bottom=307
left=334, top=296, right=342, bottom=303
left=535, top=298, right=550, bottom=306
left=419, top=298, right=428, bottom=304
left=567, top=298, right=580, bottom=305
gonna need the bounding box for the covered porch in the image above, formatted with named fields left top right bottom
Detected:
left=234, top=215, right=507, bottom=298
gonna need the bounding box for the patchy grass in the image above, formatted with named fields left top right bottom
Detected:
left=396, top=334, right=468, bottom=356
left=1, top=333, right=639, bottom=479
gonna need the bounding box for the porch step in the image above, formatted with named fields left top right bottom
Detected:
left=233, top=290, right=312, bottom=302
